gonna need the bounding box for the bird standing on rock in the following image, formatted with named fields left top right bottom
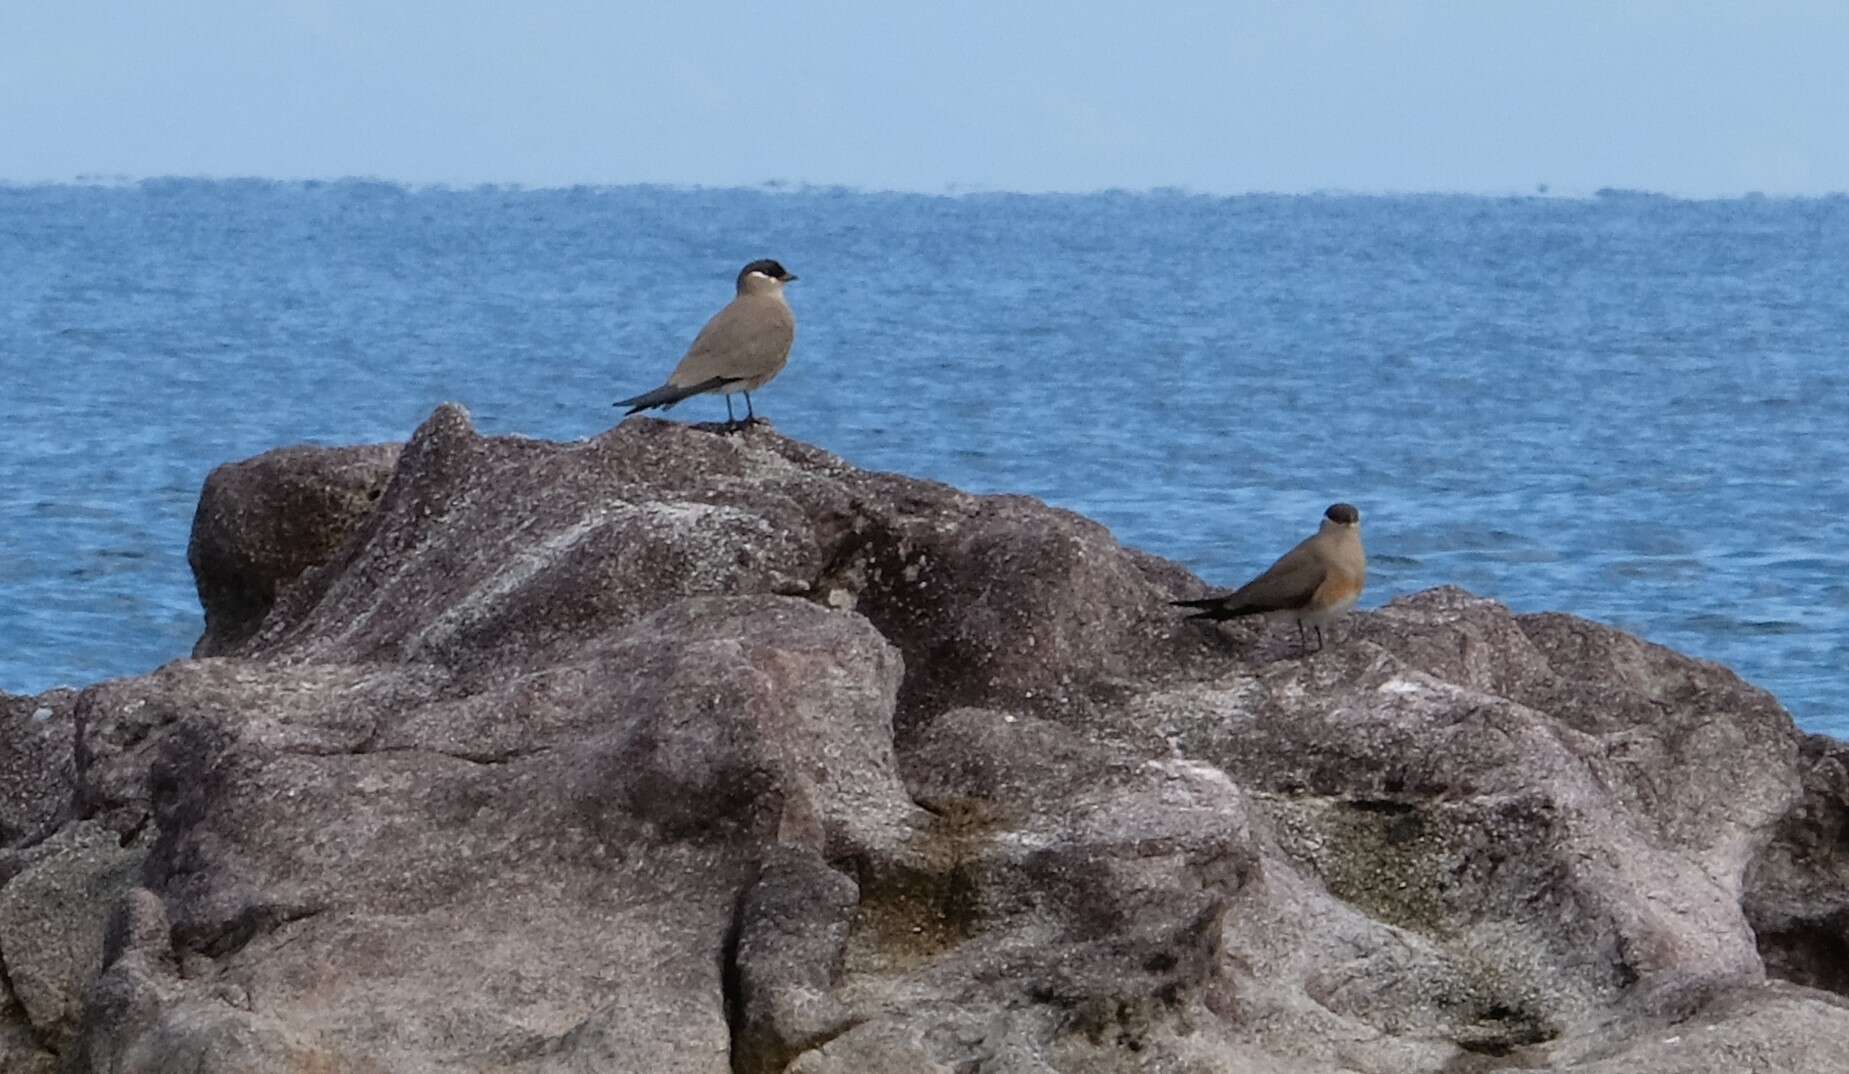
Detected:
left=1173, top=503, right=1367, bottom=653
left=614, top=259, right=798, bottom=430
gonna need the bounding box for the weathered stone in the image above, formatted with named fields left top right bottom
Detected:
left=732, top=846, right=860, bottom=1074
left=73, top=657, right=452, bottom=836
left=1533, top=981, right=1849, bottom=1073
left=206, top=408, right=1220, bottom=725
left=71, top=587, right=909, bottom=1071
left=0, top=689, right=76, bottom=850
left=786, top=1020, right=953, bottom=1074
left=0, top=820, right=145, bottom=1054
left=0, top=986, right=57, bottom=1074
left=236, top=408, right=841, bottom=671
left=188, top=441, right=401, bottom=656
left=0, top=405, right=1841, bottom=1073
left=1744, top=733, right=1849, bottom=995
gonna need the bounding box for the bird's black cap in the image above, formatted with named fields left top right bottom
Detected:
left=1325, top=503, right=1360, bottom=524
left=738, top=259, right=796, bottom=287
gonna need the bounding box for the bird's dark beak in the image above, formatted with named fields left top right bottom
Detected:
left=782, top=274, right=799, bottom=283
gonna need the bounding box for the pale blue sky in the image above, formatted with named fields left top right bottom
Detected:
left=3, top=2, right=1845, bottom=195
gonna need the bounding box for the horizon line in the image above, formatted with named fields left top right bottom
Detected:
left=6, top=174, right=1849, bottom=203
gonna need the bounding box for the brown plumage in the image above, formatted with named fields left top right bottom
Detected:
left=1173, top=502, right=1367, bottom=652
left=615, top=259, right=797, bottom=427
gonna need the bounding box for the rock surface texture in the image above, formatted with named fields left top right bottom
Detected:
left=3, top=404, right=1847, bottom=1073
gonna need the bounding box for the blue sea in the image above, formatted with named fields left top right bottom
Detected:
left=2, top=181, right=1845, bottom=737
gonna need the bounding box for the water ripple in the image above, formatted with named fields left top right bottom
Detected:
left=2, top=182, right=1847, bottom=738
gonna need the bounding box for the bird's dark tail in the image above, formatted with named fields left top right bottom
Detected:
left=1170, top=597, right=1259, bottom=622
left=613, top=376, right=732, bottom=414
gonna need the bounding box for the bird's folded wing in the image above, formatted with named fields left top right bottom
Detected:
left=1226, top=546, right=1326, bottom=611
left=669, top=298, right=795, bottom=386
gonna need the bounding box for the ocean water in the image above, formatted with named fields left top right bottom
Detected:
left=1, top=181, right=1845, bottom=737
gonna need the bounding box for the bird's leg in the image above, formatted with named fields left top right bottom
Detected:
left=1315, top=625, right=1325, bottom=652
left=744, top=391, right=758, bottom=425
left=724, top=394, right=738, bottom=428
left=1296, top=620, right=1307, bottom=653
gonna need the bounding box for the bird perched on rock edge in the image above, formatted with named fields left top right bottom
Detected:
left=614, top=259, right=797, bottom=429
left=1172, top=503, right=1367, bottom=653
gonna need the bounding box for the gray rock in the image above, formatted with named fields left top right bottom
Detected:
left=0, top=820, right=145, bottom=1054
left=2, top=405, right=1843, bottom=1073
left=1744, top=733, right=1849, bottom=994
left=785, top=1020, right=957, bottom=1073
left=222, top=407, right=1219, bottom=729
left=71, top=589, right=910, bottom=1071
left=1110, top=589, right=1798, bottom=1059
left=235, top=408, right=838, bottom=671
left=0, top=987, right=57, bottom=1074
left=1533, top=980, right=1849, bottom=1073
left=733, top=846, right=861, bottom=1074
left=188, top=441, right=400, bottom=656
left=0, top=689, right=76, bottom=850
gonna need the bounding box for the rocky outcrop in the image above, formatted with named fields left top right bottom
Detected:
left=187, top=442, right=400, bottom=657
left=2, top=403, right=1846, bottom=1072
left=0, top=689, right=81, bottom=1073
left=0, top=822, right=143, bottom=1054
left=0, top=689, right=75, bottom=849
left=1745, top=734, right=1849, bottom=994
